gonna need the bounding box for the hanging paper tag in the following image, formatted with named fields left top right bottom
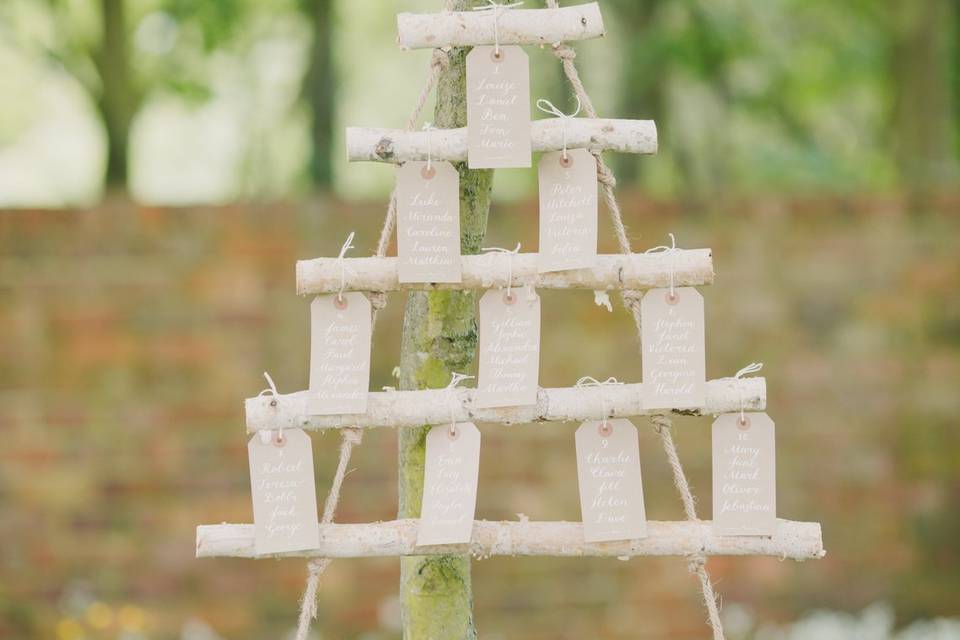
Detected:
left=248, top=429, right=320, bottom=554
left=308, top=292, right=371, bottom=415
left=396, top=160, right=462, bottom=283
left=476, top=288, right=540, bottom=408
left=575, top=419, right=648, bottom=542
left=537, top=149, right=598, bottom=273
left=640, top=287, right=706, bottom=410
left=416, top=422, right=481, bottom=546
left=712, top=412, right=777, bottom=535
left=466, top=45, right=531, bottom=169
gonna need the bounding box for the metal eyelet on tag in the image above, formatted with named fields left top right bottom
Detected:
left=491, top=48, right=504, bottom=63
left=738, top=415, right=751, bottom=430
left=503, top=291, right=516, bottom=305
left=665, top=290, right=679, bottom=305
left=598, top=420, right=613, bottom=437
left=559, top=154, right=573, bottom=168
left=420, top=165, right=436, bottom=180
left=272, top=430, right=286, bottom=447
left=447, top=425, right=460, bottom=441
left=334, top=295, right=348, bottom=310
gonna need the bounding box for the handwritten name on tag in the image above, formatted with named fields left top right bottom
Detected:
left=476, top=288, right=541, bottom=408
left=575, top=419, right=648, bottom=542
left=397, top=160, right=462, bottom=283
left=417, top=422, right=481, bottom=546
left=641, top=287, right=706, bottom=410
left=466, top=45, right=531, bottom=169
left=248, top=429, right=320, bottom=554
left=308, top=292, right=371, bottom=415
left=712, top=412, right=777, bottom=535
left=538, top=149, right=598, bottom=273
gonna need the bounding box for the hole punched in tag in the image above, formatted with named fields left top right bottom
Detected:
left=490, top=48, right=504, bottom=63
left=420, top=165, right=436, bottom=180
left=272, top=429, right=287, bottom=448
left=665, top=290, right=679, bottom=305
left=598, top=420, right=613, bottom=437
left=502, top=290, right=516, bottom=305
left=482, top=243, right=521, bottom=306
left=738, top=414, right=751, bottom=431
left=445, top=371, right=474, bottom=442
left=559, top=154, right=573, bottom=168
left=575, top=375, right=624, bottom=439
left=733, top=361, right=764, bottom=430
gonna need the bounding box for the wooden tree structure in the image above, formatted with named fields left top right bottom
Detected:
left=196, top=2, right=825, bottom=638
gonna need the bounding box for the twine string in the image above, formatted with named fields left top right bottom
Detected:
left=336, top=231, right=358, bottom=303
left=734, top=362, right=763, bottom=423
left=481, top=243, right=521, bottom=297
left=644, top=233, right=678, bottom=297
left=473, top=0, right=524, bottom=55
left=575, top=376, right=622, bottom=423
left=536, top=96, right=581, bottom=160
left=445, top=372, right=475, bottom=437
left=423, top=122, right=435, bottom=171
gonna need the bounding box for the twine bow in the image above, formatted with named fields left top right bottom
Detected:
left=445, top=372, right=475, bottom=437
left=733, top=362, right=764, bottom=424
left=536, top=96, right=582, bottom=160
left=481, top=243, right=522, bottom=298
left=575, top=376, right=623, bottom=424
left=336, top=231, right=358, bottom=303
left=644, top=233, right=679, bottom=298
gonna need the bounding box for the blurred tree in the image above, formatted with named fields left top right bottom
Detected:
left=299, top=0, right=336, bottom=188
left=889, top=0, right=959, bottom=207
left=2, top=0, right=247, bottom=193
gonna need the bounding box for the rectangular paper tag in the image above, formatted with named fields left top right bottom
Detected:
left=396, top=160, right=462, bottom=283
left=308, top=292, right=371, bottom=415
left=538, top=149, right=598, bottom=273
left=416, top=422, right=481, bottom=546
left=248, top=429, right=320, bottom=555
left=466, top=45, right=531, bottom=169
left=640, top=287, right=706, bottom=410
left=575, top=419, right=648, bottom=542
left=476, top=288, right=541, bottom=408
left=712, top=412, right=777, bottom=535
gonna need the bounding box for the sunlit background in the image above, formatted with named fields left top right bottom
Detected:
left=1, top=0, right=958, bottom=639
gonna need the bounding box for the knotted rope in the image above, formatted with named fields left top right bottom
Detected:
left=546, top=0, right=726, bottom=634
left=294, top=23, right=453, bottom=639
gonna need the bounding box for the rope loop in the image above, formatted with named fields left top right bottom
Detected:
left=650, top=414, right=671, bottom=434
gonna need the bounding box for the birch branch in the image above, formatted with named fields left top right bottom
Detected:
left=245, top=377, right=765, bottom=432
left=296, top=250, right=713, bottom=294
left=196, top=519, right=825, bottom=561
left=397, top=2, right=605, bottom=50
left=346, top=118, right=657, bottom=164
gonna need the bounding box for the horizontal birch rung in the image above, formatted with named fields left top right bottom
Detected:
left=346, top=118, right=657, bottom=164
left=296, top=250, right=713, bottom=295
left=196, top=519, right=825, bottom=561
left=245, top=377, right=765, bottom=433
left=397, top=2, right=605, bottom=50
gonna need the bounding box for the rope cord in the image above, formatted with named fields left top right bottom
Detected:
left=546, top=0, right=725, bottom=635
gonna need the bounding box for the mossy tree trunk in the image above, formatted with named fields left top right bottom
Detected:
left=397, top=1, right=493, bottom=636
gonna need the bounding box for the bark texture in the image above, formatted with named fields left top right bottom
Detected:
left=397, top=2, right=492, bottom=637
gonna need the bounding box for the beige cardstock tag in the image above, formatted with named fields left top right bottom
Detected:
left=396, top=160, right=462, bottom=283
left=466, top=45, right=531, bottom=169
left=308, top=292, right=371, bottom=415
left=712, top=412, right=777, bottom=535
left=575, top=419, right=648, bottom=542
left=416, top=422, right=481, bottom=546
left=640, top=287, right=706, bottom=410
left=476, top=288, right=541, bottom=408
left=537, top=149, right=598, bottom=273
left=248, top=428, right=320, bottom=555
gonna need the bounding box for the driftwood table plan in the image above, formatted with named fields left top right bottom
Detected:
left=196, top=2, right=825, bottom=638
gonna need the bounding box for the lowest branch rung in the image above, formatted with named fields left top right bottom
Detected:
left=397, top=2, right=605, bottom=49
left=297, top=250, right=713, bottom=294
left=245, top=377, right=765, bottom=432
left=196, top=519, right=825, bottom=561
left=347, top=118, right=656, bottom=164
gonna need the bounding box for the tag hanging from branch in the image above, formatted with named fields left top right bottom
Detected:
left=466, top=2, right=531, bottom=168
left=308, top=233, right=372, bottom=415
left=640, top=234, right=706, bottom=410
left=574, top=376, right=647, bottom=543
left=417, top=372, right=481, bottom=546
left=536, top=97, right=597, bottom=273
left=396, top=126, right=462, bottom=284
left=712, top=362, right=776, bottom=536
left=476, top=245, right=540, bottom=408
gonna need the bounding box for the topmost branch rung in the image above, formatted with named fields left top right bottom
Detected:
left=397, top=2, right=605, bottom=50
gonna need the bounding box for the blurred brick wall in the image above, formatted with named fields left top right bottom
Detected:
left=1, top=197, right=958, bottom=639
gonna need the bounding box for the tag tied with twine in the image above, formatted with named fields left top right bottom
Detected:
left=640, top=234, right=706, bottom=410
left=396, top=124, right=462, bottom=284
left=712, top=362, right=777, bottom=536
left=466, top=2, right=531, bottom=168
left=573, top=377, right=648, bottom=542
left=536, top=97, right=598, bottom=273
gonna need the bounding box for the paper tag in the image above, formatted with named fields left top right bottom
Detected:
left=712, top=412, right=777, bottom=535
left=416, top=422, right=481, bottom=546
left=640, top=287, right=706, bottom=409
left=308, top=292, right=371, bottom=415
left=248, top=429, right=320, bottom=554
left=466, top=45, right=531, bottom=169
left=575, top=419, right=648, bottom=542
left=396, top=160, right=462, bottom=283
left=476, top=288, right=540, bottom=408
left=537, top=149, right=598, bottom=273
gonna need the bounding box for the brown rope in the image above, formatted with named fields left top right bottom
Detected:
left=546, top=1, right=726, bottom=635
left=294, top=44, right=452, bottom=640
